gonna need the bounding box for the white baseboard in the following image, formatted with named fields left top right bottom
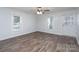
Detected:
left=0, top=31, right=36, bottom=41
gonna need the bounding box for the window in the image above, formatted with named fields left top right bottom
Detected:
left=12, top=16, right=20, bottom=31
left=48, top=17, right=53, bottom=29
left=64, top=15, right=74, bottom=25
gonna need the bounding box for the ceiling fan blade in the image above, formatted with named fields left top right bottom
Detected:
left=44, top=10, right=50, bottom=11
left=37, top=7, right=42, bottom=8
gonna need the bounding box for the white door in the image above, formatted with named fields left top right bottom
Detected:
left=61, top=13, right=76, bottom=37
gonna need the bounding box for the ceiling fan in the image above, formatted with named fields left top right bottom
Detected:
left=35, top=7, right=50, bottom=15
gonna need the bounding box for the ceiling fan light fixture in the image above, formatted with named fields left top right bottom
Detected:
left=37, top=11, right=43, bottom=15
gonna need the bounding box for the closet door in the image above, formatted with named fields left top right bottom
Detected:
left=62, top=13, right=76, bottom=36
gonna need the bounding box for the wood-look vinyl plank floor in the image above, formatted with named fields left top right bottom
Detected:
left=0, top=32, right=79, bottom=52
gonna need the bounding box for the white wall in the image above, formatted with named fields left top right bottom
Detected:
left=76, top=9, right=79, bottom=44
left=0, top=8, right=36, bottom=40
left=36, top=10, right=77, bottom=37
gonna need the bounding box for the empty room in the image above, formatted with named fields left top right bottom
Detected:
left=0, top=7, right=79, bottom=52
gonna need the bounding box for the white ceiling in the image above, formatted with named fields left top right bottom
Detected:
left=10, top=7, right=78, bottom=14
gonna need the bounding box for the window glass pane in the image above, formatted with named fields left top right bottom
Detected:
left=48, top=17, right=53, bottom=29
left=14, top=16, right=20, bottom=25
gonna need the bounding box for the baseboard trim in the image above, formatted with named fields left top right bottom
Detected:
left=0, top=31, right=36, bottom=41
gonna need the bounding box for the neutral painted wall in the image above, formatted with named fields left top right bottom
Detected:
left=76, top=9, right=79, bottom=44
left=36, top=10, right=77, bottom=37
left=0, top=8, right=36, bottom=40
